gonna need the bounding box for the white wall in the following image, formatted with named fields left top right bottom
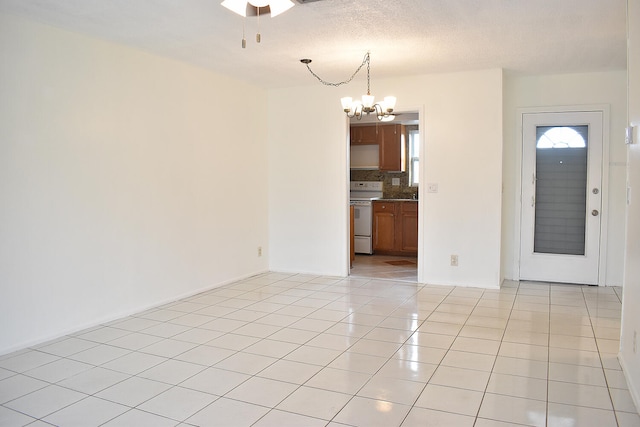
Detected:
left=268, top=69, right=504, bottom=288
left=502, top=71, right=627, bottom=285
left=621, top=0, right=640, bottom=408
left=0, top=14, right=269, bottom=354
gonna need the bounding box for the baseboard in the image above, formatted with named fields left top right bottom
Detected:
left=618, top=353, right=640, bottom=415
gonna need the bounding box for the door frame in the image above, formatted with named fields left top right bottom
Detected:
left=345, top=106, right=426, bottom=283
left=513, top=105, right=611, bottom=285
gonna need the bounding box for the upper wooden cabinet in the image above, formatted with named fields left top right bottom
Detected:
left=379, top=124, right=405, bottom=172
left=350, top=124, right=406, bottom=171
left=350, top=125, right=378, bottom=145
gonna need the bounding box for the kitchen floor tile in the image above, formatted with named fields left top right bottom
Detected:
left=42, top=395, right=128, bottom=426
left=357, top=375, right=425, bottom=405
left=377, top=358, right=438, bottom=383
left=276, top=385, right=352, bottom=420
left=138, top=358, right=205, bottom=385
left=138, top=386, right=218, bottom=421
left=0, top=350, right=60, bottom=373
left=57, top=366, right=129, bottom=394
left=414, top=384, right=483, bottom=416
left=225, top=376, right=298, bottom=407
left=478, top=393, right=546, bottom=427
left=0, top=374, right=49, bottom=404
left=5, top=384, right=86, bottom=419
left=304, top=367, right=371, bottom=395
left=174, top=344, right=235, bottom=366
left=180, top=367, right=250, bottom=396
left=0, top=405, right=37, bottom=426
left=101, top=351, right=167, bottom=375
left=185, top=397, right=269, bottom=427
left=257, top=359, right=322, bottom=385
left=68, top=344, right=131, bottom=365
left=284, top=345, right=341, bottom=366
left=547, top=402, right=618, bottom=427
left=95, top=376, right=171, bottom=407
left=102, top=408, right=178, bottom=427
left=440, top=350, right=496, bottom=372
left=213, top=352, right=277, bottom=375
left=328, top=352, right=388, bottom=374
left=548, top=380, right=613, bottom=409
left=24, top=357, right=92, bottom=383
left=485, top=372, right=548, bottom=401
left=252, top=409, right=327, bottom=427
left=401, top=407, right=475, bottom=427
left=333, top=396, right=411, bottom=427
left=430, top=365, right=490, bottom=391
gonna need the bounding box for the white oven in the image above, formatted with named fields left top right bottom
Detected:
left=350, top=181, right=383, bottom=254
left=352, top=200, right=373, bottom=254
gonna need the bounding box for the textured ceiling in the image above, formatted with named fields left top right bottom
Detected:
left=0, top=0, right=627, bottom=88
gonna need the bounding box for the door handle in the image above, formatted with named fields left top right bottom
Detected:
left=592, top=210, right=599, bottom=216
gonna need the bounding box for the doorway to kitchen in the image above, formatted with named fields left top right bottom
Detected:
left=348, top=111, right=420, bottom=282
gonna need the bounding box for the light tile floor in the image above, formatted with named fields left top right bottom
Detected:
left=0, top=273, right=638, bottom=427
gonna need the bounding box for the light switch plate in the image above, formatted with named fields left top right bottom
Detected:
left=427, top=183, right=438, bottom=193
left=392, top=178, right=400, bottom=186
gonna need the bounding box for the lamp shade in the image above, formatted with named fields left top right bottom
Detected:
left=362, top=95, right=375, bottom=109
left=383, top=96, right=397, bottom=112
left=341, top=97, right=353, bottom=112
left=269, top=0, right=294, bottom=16
left=221, top=0, right=248, bottom=16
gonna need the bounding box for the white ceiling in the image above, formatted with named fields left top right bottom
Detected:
left=0, top=0, right=627, bottom=89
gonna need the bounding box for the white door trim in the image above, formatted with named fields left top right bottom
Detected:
left=513, top=105, right=610, bottom=286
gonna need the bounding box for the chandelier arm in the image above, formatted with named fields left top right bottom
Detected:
left=303, top=52, right=370, bottom=87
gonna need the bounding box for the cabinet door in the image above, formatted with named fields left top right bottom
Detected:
left=373, top=202, right=396, bottom=251
left=351, top=125, right=378, bottom=145
left=400, top=202, right=418, bottom=253
left=379, top=124, right=405, bottom=171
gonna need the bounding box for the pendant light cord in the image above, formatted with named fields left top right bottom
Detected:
left=302, top=52, right=370, bottom=87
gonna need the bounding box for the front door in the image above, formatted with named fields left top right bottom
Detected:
left=519, top=111, right=603, bottom=285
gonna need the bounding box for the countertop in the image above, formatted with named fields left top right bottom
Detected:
left=373, top=198, right=418, bottom=202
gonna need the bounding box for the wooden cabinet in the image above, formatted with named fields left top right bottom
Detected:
left=350, top=124, right=405, bottom=171
left=373, top=202, right=396, bottom=252
left=350, top=125, right=378, bottom=145
left=373, top=201, right=418, bottom=256
left=379, top=124, right=405, bottom=172
left=400, top=202, right=418, bottom=253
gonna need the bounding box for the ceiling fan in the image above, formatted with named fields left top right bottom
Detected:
left=221, top=0, right=322, bottom=17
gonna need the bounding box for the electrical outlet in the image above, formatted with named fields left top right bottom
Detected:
left=450, top=255, right=458, bottom=267
left=634, top=330, right=637, bottom=354
left=257, top=246, right=262, bottom=257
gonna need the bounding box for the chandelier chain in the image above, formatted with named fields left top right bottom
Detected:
left=304, top=52, right=370, bottom=87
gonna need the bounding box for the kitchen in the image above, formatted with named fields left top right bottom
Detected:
left=349, top=112, right=420, bottom=281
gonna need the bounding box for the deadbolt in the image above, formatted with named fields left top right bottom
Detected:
left=592, top=188, right=600, bottom=194
left=592, top=210, right=599, bottom=216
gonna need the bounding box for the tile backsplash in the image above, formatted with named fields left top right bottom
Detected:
left=350, top=170, right=418, bottom=199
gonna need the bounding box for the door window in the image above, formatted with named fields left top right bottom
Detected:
left=534, top=126, right=588, bottom=255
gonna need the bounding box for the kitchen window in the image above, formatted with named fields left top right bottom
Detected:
left=408, top=129, right=419, bottom=186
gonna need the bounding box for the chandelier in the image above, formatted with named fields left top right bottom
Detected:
left=221, top=0, right=295, bottom=48
left=301, top=52, right=397, bottom=121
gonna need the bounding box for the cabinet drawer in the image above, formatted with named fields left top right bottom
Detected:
left=401, top=201, right=418, bottom=213
left=373, top=202, right=396, bottom=213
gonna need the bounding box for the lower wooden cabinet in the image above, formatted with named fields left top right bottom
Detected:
left=373, top=201, right=418, bottom=256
